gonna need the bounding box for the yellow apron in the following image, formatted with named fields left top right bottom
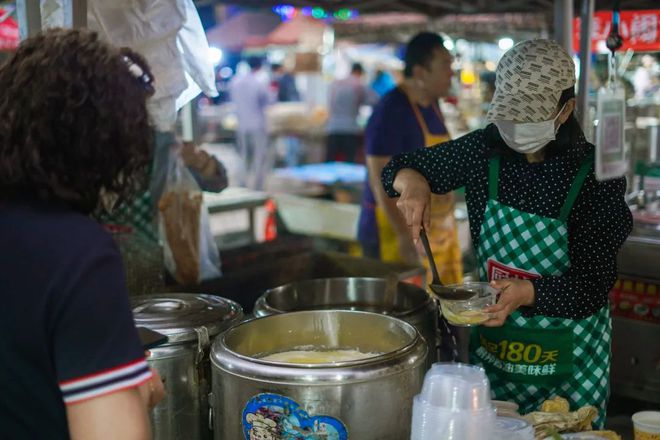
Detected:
left=376, top=91, right=463, bottom=285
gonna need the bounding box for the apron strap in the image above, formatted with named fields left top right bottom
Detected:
left=488, top=156, right=501, bottom=201
left=558, top=154, right=594, bottom=223
left=401, top=86, right=445, bottom=146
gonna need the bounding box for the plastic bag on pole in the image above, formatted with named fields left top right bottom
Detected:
left=158, top=146, right=221, bottom=284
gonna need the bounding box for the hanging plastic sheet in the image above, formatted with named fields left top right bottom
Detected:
left=158, top=146, right=221, bottom=284
left=595, top=86, right=627, bottom=181
left=40, top=0, right=68, bottom=29
left=595, top=5, right=628, bottom=182
left=88, top=0, right=217, bottom=130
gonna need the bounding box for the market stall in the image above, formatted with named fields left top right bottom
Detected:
left=8, top=1, right=660, bottom=440
left=205, top=11, right=280, bottom=52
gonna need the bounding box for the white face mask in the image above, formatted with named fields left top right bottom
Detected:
left=494, top=104, right=566, bottom=154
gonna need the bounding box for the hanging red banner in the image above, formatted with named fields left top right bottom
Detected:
left=0, top=8, right=19, bottom=52
left=573, top=9, right=660, bottom=53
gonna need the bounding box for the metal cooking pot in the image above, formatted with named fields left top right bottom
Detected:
left=253, top=277, right=438, bottom=364
left=132, top=293, right=243, bottom=440
left=210, top=310, right=427, bottom=440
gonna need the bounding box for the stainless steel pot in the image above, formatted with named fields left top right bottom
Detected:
left=253, top=277, right=438, bottom=364
left=132, top=293, right=243, bottom=440
left=211, top=310, right=427, bottom=440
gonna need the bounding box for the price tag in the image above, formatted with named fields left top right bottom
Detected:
left=595, top=86, right=627, bottom=181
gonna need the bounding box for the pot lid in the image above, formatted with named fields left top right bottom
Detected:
left=131, top=293, right=243, bottom=343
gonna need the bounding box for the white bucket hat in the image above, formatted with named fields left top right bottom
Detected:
left=486, top=39, right=576, bottom=123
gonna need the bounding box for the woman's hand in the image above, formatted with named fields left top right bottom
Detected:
left=139, top=352, right=165, bottom=410
left=181, top=141, right=219, bottom=178
left=393, top=168, right=431, bottom=242
left=139, top=368, right=165, bottom=410
left=483, top=279, right=535, bottom=327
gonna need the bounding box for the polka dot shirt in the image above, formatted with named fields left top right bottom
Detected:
left=382, top=126, right=633, bottom=319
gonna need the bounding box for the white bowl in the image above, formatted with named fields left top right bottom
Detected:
left=438, top=282, right=497, bottom=326
left=633, top=411, right=660, bottom=438
left=419, top=363, right=492, bottom=410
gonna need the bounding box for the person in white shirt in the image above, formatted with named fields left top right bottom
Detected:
left=633, top=54, right=659, bottom=100
left=229, top=57, right=271, bottom=190
left=326, top=63, right=375, bottom=163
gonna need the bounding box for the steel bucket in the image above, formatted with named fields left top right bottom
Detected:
left=210, top=310, right=427, bottom=440
left=132, top=293, right=243, bottom=440
left=253, top=277, right=438, bottom=364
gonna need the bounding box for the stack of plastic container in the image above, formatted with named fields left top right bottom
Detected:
left=410, top=363, right=497, bottom=440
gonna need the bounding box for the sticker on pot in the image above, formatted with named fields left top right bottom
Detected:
left=242, top=393, right=348, bottom=440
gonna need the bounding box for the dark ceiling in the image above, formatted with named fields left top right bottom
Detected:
left=209, top=0, right=660, bottom=16
left=331, top=12, right=554, bottom=44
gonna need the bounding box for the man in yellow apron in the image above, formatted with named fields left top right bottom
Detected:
left=359, top=32, right=462, bottom=285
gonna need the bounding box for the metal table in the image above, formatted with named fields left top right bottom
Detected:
left=204, top=187, right=269, bottom=249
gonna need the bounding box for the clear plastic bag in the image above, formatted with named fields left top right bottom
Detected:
left=158, top=146, right=221, bottom=284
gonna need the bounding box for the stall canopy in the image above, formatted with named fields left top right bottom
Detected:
left=206, top=11, right=280, bottom=51
left=210, top=0, right=660, bottom=17
left=332, top=12, right=430, bottom=43
left=0, top=7, right=18, bottom=51
left=255, top=14, right=327, bottom=47
left=433, top=13, right=551, bottom=41
left=332, top=11, right=549, bottom=43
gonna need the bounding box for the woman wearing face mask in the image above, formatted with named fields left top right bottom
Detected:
left=382, top=39, right=632, bottom=427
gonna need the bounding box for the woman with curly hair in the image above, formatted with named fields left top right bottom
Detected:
left=0, top=28, right=163, bottom=439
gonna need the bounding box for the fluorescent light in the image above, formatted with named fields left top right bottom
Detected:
left=208, top=46, right=223, bottom=66
left=498, top=38, right=514, bottom=51
left=455, top=39, right=469, bottom=53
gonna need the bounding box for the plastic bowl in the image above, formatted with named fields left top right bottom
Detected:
left=411, top=395, right=497, bottom=440
left=419, top=363, right=493, bottom=411
left=633, top=411, right=660, bottom=439
left=439, top=282, right=497, bottom=326
left=493, top=400, right=521, bottom=418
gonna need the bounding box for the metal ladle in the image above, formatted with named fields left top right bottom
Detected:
left=419, top=227, right=476, bottom=301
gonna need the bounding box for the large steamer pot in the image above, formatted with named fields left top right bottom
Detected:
left=132, top=293, right=243, bottom=440
left=211, top=310, right=427, bottom=440
left=253, top=277, right=438, bottom=364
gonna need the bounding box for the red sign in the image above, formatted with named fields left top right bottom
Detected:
left=487, top=259, right=541, bottom=281
left=573, top=9, right=660, bottom=53
left=608, top=278, right=660, bottom=324
left=0, top=8, right=19, bottom=52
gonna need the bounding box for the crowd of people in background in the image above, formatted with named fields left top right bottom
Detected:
left=226, top=56, right=400, bottom=179
left=223, top=50, right=660, bottom=170
left=227, top=56, right=386, bottom=190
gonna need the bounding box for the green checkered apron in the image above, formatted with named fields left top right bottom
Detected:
left=470, top=155, right=611, bottom=429
left=97, top=191, right=158, bottom=242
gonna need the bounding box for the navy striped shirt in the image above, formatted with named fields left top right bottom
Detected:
left=0, top=199, right=150, bottom=439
